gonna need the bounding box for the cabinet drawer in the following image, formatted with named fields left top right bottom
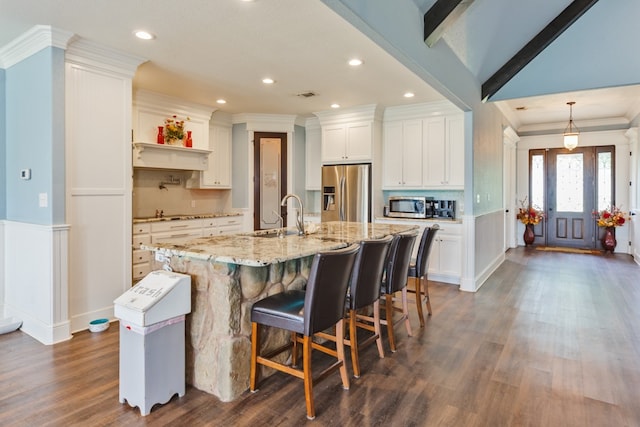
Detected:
left=132, top=249, right=151, bottom=264
left=151, top=230, right=203, bottom=244
left=218, top=225, right=242, bottom=236
left=151, top=219, right=203, bottom=233
left=133, top=223, right=151, bottom=235
left=132, top=234, right=151, bottom=248
left=132, top=262, right=151, bottom=280
left=202, top=216, right=243, bottom=228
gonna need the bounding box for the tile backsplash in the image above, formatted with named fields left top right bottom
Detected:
left=133, top=169, right=231, bottom=218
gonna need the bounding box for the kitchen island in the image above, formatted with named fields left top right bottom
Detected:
left=142, top=221, right=417, bottom=401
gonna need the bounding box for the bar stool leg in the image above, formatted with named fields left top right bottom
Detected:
left=424, top=277, right=433, bottom=316
left=402, top=287, right=412, bottom=337
left=414, top=277, right=425, bottom=327
left=250, top=322, right=260, bottom=392
left=303, top=335, right=315, bottom=420
left=335, top=319, right=350, bottom=390
left=348, top=309, right=361, bottom=378
left=385, top=294, right=396, bottom=352
left=373, top=299, right=384, bottom=358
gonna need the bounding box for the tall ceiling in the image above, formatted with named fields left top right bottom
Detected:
left=1, top=0, right=639, bottom=130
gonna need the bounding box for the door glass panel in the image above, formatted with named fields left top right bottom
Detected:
left=260, top=138, right=281, bottom=229
left=556, top=153, right=583, bottom=212
left=531, top=154, right=545, bottom=209
left=597, top=152, right=612, bottom=211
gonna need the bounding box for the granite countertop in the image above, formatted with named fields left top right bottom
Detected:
left=142, top=221, right=418, bottom=267
left=133, top=212, right=242, bottom=224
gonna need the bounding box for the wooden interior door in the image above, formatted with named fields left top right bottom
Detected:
left=253, top=132, right=287, bottom=230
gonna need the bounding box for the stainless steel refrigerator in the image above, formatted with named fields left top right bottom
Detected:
left=321, top=164, right=371, bottom=222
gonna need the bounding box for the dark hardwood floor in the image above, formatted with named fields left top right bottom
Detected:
left=2, top=247, right=640, bottom=426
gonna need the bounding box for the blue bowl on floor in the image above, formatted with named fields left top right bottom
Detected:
left=89, top=318, right=110, bottom=332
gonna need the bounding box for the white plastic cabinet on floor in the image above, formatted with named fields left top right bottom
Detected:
left=113, top=270, right=191, bottom=416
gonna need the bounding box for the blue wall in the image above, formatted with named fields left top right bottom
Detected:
left=231, top=122, right=248, bottom=208
left=0, top=68, right=5, bottom=220
left=5, top=47, right=65, bottom=225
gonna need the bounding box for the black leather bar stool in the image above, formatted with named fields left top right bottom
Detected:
left=407, top=225, right=439, bottom=327
left=380, top=232, right=417, bottom=352
left=249, top=244, right=359, bottom=420
left=333, top=235, right=392, bottom=378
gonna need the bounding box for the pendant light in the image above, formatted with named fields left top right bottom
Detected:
left=563, top=101, right=579, bottom=151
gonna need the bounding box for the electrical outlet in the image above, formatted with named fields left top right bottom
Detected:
left=191, top=200, right=196, bottom=208
left=38, top=193, right=48, bottom=208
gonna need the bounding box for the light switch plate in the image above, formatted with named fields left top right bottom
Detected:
left=20, top=169, right=31, bottom=180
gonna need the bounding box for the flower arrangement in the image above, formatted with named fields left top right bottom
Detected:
left=517, top=198, right=545, bottom=225
left=164, top=115, right=190, bottom=142
left=593, top=205, right=629, bottom=228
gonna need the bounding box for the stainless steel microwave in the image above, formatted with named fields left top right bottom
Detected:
left=386, top=196, right=432, bottom=219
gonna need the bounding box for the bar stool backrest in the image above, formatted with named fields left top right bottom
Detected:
left=303, top=244, right=359, bottom=336
left=383, top=233, right=417, bottom=295
left=349, top=235, right=393, bottom=311
left=414, top=225, right=440, bottom=277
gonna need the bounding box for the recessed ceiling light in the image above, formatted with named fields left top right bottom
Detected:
left=331, top=103, right=340, bottom=109
left=134, top=30, right=155, bottom=40
left=217, top=99, right=227, bottom=104
left=348, top=58, right=363, bottom=66
left=403, top=92, right=415, bottom=98
left=262, top=78, right=275, bottom=84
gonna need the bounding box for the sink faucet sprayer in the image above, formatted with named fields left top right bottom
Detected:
left=280, top=193, right=305, bottom=236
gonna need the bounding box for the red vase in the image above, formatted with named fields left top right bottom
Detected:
left=523, top=224, right=535, bottom=246
left=185, top=130, right=193, bottom=148
left=157, top=126, right=164, bottom=144
left=601, top=227, right=617, bottom=253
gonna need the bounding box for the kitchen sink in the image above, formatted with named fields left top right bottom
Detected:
left=253, top=230, right=300, bottom=238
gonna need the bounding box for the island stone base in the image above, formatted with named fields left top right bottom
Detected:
left=151, top=254, right=314, bottom=402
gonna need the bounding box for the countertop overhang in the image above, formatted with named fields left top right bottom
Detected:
left=142, top=221, right=418, bottom=267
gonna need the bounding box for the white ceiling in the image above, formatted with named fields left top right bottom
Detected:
left=1, top=0, right=639, bottom=129
left=0, top=0, right=445, bottom=118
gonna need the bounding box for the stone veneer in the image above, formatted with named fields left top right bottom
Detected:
left=151, top=254, right=314, bottom=402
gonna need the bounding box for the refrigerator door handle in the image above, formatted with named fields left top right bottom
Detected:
left=340, top=176, right=346, bottom=221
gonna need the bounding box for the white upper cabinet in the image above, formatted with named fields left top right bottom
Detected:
left=382, top=119, right=423, bottom=189
left=315, top=104, right=382, bottom=165
left=321, top=121, right=372, bottom=162
left=382, top=102, right=464, bottom=190
left=186, top=121, right=232, bottom=189
left=423, top=115, right=464, bottom=189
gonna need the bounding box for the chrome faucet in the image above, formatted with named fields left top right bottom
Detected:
left=280, top=193, right=305, bottom=236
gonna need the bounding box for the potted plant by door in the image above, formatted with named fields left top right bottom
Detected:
left=517, top=199, right=545, bottom=246
left=593, top=205, right=630, bottom=253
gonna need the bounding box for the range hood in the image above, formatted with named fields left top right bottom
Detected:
left=132, top=142, right=211, bottom=171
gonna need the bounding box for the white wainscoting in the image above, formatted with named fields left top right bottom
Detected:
left=465, top=210, right=506, bottom=292
left=3, top=221, right=71, bottom=345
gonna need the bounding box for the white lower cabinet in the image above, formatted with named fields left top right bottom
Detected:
left=132, top=223, right=151, bottom=282
left=374, top=218, right=462, bottom=284
left=202, top=216, right=244, bottom=236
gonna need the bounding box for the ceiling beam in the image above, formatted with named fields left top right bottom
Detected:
left=481, top=0, right=599, bottom=102
left=423, top=0, right=475, bottom=48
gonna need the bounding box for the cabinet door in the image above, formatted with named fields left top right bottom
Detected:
left=306, top=128, right=322, bottom=190
left=446, top=115, right=464, bottom=188
left=423, top=117, right=446, bottom=187
left=402, top=119, right=423, bottom=187
left=383, top=122, right=404, bottom=188
left=322, top=125, right=346, bottom=162
left=213, top=126, right=232, bottom=187
left=345, top=122, right=372, bottom=161
left=438, top=234, right=462, bottom=277
left=201, top=125, right=231, bottom=188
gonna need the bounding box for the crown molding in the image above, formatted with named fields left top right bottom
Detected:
left=66, top=38, right=146, bottom=78
left=313, top=104, right=383, bottom=126
left=382, top=100, right=462, bottom=121
left=232, top=113, right=297, bottom=132
left=0, top=25, right=75, bottom=69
